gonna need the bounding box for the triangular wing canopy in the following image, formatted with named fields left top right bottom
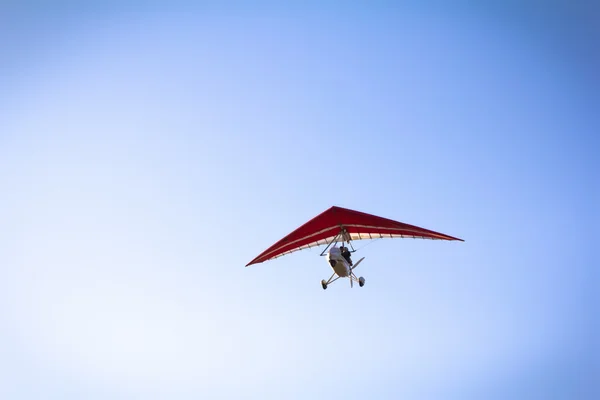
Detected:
left=246, top=206, right=463, bottom=266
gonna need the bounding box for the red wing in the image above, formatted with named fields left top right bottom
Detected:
left=246, top=206, right=463, bottom=266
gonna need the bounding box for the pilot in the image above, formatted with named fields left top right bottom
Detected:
left=328, top=246, right=340, bottom=268
left=340, top=246, right=353, bottom=266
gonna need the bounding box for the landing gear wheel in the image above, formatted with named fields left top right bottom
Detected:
left=359, top=277, right=365, bottom=287
left=321, top=279, right=328, bottom=290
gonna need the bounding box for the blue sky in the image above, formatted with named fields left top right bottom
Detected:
left=1, top=3, right=597, bottom=399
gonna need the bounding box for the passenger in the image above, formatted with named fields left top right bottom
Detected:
left=340, top=246, right=353, bottom=266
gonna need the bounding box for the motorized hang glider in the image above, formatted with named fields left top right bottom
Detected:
left=246, top=206, right=463, bottom=289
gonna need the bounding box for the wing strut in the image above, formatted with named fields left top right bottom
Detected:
left=319, top=226, right=357, bottom=256
left=319, top=230, right=342, bottom=256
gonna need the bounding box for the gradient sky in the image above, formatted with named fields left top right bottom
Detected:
left=1, top=3, right=598, bottom=399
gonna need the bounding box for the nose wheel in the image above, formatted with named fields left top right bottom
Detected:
left=359, top=276, right=365, bottom=287
left=321, top=279, right=328, bottom=290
